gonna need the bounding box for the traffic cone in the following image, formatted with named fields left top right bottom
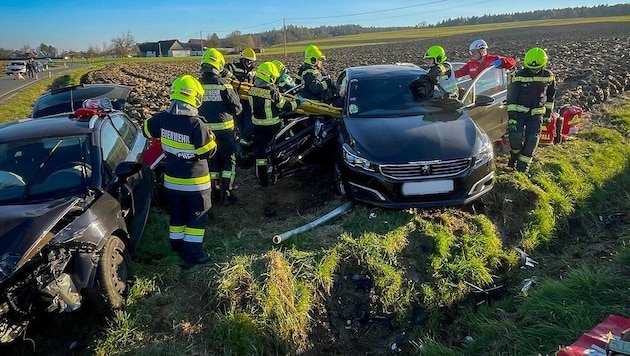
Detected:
left=15, top=72, right=25, bottom=80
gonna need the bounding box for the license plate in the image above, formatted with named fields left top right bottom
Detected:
left=401, top=180, right=453, bottom=196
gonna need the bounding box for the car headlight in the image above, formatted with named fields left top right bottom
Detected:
left=472, top=138, right=493, bottom=169
left=342, top=144, right=374, bottom=171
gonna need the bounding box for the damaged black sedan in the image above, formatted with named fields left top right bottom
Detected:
left=269, top=63, right=509, bottom=208
left=0, top=98, right=152, bottom=343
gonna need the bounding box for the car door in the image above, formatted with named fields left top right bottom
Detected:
left=99, top=113, right=151, bottom=246
left=460, top=66, right=509, bottom=142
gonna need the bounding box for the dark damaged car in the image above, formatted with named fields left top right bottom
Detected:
left=269, top=63, right=509, bottom=208
left=0, top=96, right=152, bottom=343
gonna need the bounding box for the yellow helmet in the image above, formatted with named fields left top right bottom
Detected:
left=304, top=44, right=325, bottom=65
left=524, top=47, right=548, bottom=70
left=272, top=59, right=286, bottom=75
left=170, top=74, right=204, bottom=108
left=241, top=48, right=256, bottom=61
left=256, top=61, right=280, bottom=84
left=202, top=48, right=226, bottom=71
left=423, top=45, right=447, bottom=64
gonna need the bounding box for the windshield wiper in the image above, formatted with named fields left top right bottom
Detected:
left=21, top=139, right=63, bottom=203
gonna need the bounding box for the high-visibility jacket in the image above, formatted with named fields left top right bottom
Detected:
left=198, top=67, right=243, bottom=131
left=455, top=54, right=516, bottom=80
left=225, top=60, right=255, bottom=84
left=247, top=84, right=298, bottom=126
left=296, top=63, right=337, bottom=101
left=428, top=62, right=458, bottom=95
left=143, top=110, right=216, bottom=191
left=507, top=67, right=556, bottom=118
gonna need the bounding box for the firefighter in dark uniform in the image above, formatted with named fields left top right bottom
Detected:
left=248, top=61, right=302, bottom=186
left=224, top=48, right=257, bottom=159
left=198, top=48, right=243, bottom=204
left=143, top=74, right=217, bottom=266
left=296, top=44, right=339, bottom=105
left=507, top=47, right=556, bottom=173
left=272, top=60, right=298, bottom=94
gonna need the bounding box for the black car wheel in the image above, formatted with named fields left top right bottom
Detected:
left=86, top=235, right=130, bottom=315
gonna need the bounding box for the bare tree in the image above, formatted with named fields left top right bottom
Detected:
left=110, top=30, right=137, bottom=57
left=206, top=33, right=221, bottom=48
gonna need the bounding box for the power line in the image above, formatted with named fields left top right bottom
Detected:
left=287, top=0, right=449, bottom=21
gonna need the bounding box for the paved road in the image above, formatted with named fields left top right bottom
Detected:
left=0, top=62, right=87, bottom=103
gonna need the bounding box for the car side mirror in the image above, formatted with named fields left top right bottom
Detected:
left=115, top=161, right=142, bottom=181
left=475, top=94, right=495, bottom=106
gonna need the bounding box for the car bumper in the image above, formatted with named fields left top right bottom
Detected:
left=341, top=160, right=495, bottom=209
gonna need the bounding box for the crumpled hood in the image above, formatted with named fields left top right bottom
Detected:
left=343, top=112, right=480, bottom=163
left=0, top=197, right=78, bottom=280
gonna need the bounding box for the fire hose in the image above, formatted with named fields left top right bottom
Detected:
left=232, top=80, right=342, bottom=119
left=272, top=201, right=354, bottom=244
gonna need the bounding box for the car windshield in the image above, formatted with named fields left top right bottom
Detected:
left=346, top=76, right=443, bottom=118
left=0, top=136, right=92, bottom=204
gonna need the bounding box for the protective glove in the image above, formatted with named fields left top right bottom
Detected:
left=491, top=59, right=502, bottom=68
left=507, top=119, right=518, bottom=132
left=541, top=116, right=551, bottom=125
left=296, top=96, right=306, bottom=105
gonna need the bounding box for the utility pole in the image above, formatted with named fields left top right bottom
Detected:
left=283, top=18, right=287, bottom=58
left=200, top=31, right=204, bottom=51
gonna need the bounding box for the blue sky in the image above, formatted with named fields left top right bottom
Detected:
left=0, top=0, right=620, bottom=52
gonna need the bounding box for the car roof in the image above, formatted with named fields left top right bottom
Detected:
left=32, top=84, right=131, bottom=118
left=0, top=114, right=95, bottom=143
left=345, top=64, right=426, bottom=80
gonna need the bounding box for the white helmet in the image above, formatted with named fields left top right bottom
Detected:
left=469, top=39, right=488, bottom=52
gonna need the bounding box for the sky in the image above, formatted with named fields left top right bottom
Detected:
left=0, top=0, right=622, bottom=52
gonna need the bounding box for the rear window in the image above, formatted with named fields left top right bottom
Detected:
left=31, top=85, right=131, bottom=118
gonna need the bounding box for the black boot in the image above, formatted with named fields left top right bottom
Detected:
left=222, top=190, right=237, bottom=205
left=181, top=241, right=211, bottom=267
left=508, top=153, right=518, bottom=168
left=169, top=239, right=183, bottom=254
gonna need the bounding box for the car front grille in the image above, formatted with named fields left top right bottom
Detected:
left=379, top=158, right=472, bottom=180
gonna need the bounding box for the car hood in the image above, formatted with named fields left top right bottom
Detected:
left=0, top=197, right=79, bottom=280
left=343, top=111, right=480, bottom=162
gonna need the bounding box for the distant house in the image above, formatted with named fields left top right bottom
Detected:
left=137, top=40, right=189, bottom=57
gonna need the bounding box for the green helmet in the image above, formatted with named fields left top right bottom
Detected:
left=524, top=47, right=548, bottom=70
left=272, top=59, right=286, bottom=76
left=304, top=44, right=325, bottom=65
left=170, top=74, right=204, bottom=108
left=423, top=45, right=447, bottom=64
left=202, top=48, right=225, bottom=71
left=256, top=61, right=280, bottom=84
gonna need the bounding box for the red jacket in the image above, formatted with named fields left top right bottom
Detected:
left=455, top=54, right=516, bottom=79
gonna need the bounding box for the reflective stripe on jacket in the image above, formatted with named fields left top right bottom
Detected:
left=297, top=63, right=330, bottom=100
left=198, top=67, right=243, bottom=131
left=143, top=111, right=215, bottom=191
left=248, top=85, right=297, bottom=126
left=507, top=67, right=556, bottom=117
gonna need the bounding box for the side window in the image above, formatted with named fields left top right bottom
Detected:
left=110, top=114, right=137, bottom=149
left=100, top=120, right=131, bottom=184
left=474, top=67, right=506, bottom=97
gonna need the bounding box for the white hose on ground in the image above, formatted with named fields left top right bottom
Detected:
left=272, top=201, right=354, bottom=244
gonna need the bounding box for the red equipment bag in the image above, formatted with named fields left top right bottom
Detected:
left=141, top=138, right=165, bottom=169
left=556, top=314, right=630, bottom=355
left=540, top=105, right=583, bottom=145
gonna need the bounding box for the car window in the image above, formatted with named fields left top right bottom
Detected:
left=110, top=114, right=137, bottom=149
left=475, top=67, right=507, bottom=97
left=346, top=76, right=435, bottom=118
left=0, top=136, right=91, bottom=204
left=100, top=119, right=131, bottom=184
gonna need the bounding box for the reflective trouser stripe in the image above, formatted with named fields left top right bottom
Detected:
left=518, top=154, right=532, bottom=163
left=221, top=171, right=232, bottom=179
left=252, top=116, right=282, bottom=126
left=511, top=149, right=520, bottom=155
left=210, top=172, right=220, bottom=180
left=170, top=225, right=185, bottom=240
left=256, top=158, right=268, bottom=167
left=164, top=174, right=212, bottom=191
left=507, top=104, right=545, bottom=115
left=184, top=227, right=205, bottom=243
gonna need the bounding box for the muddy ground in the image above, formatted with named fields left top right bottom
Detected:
left=3, top=21, right=630, bottom=355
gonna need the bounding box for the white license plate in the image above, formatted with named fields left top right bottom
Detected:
left=401, top=180, right=453, bottom=196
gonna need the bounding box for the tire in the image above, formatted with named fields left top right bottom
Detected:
left=86, top=236, right=130, bottom=315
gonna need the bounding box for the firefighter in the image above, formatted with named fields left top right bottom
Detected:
left=248, top=61, right=302, bottom=186
left=454, top=39, right=516, bottom=79
left=225, top=48, right=257, bottom=160
left=421, top=45, right=458, bottom=97
left=272, top=59, right=298, bottom=94
left=296, top=44, right=339, bottom=105
left=198, top=48, right=243, bottom=204
left=143, top=74, right=217, bottom=266
left=507, top=47, right=556, bottom=173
